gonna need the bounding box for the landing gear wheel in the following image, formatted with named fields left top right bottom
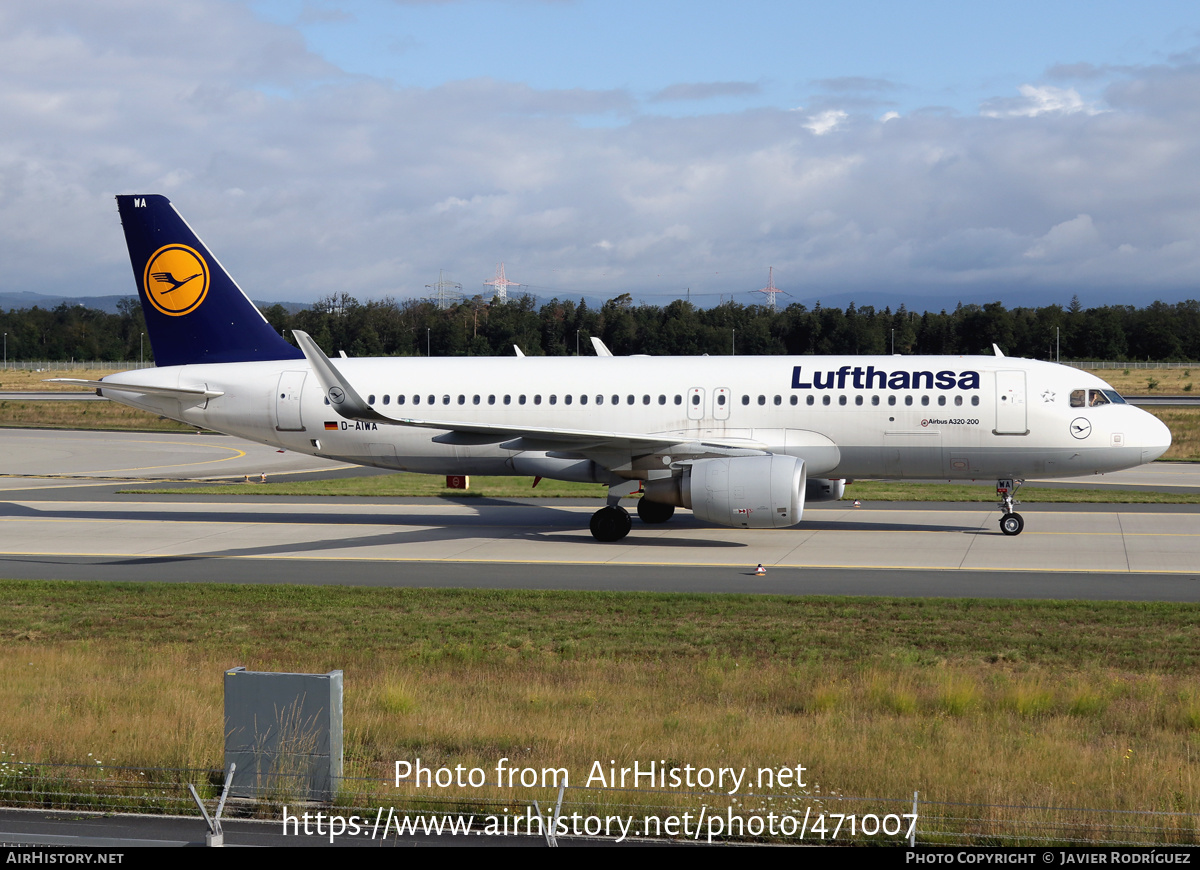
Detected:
left=999, top=512, right=1025, bottom=536
left=636, top=499, right=675, bottom=524
left=590, top=505, right=632, bottom=542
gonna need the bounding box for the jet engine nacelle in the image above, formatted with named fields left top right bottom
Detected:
left=805, top=478, right=846, bottom=502
left=644, top=455, right=806, bottom=529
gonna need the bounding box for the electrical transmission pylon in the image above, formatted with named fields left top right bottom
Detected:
left=424, top=270, right=463, bottom=310
left=484, top=262, right=521, bottom=302
left=756, top=266, right=783, bottom=312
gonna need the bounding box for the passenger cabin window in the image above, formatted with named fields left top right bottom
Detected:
left=534, top=395, right=542, bottom=405
left=565, top=395, right=572, bottom=405
left=790, top=396, right=798, bottom=405
left=855, top=396, right=863, bottom=406
left=457, top=395, right=465, bottom=405
left=742, top=395, right=750, bottom=405
left=472, top=395, right=480, bottom=405
left=397, top=395, right=406, bottom=405
left=383, top=395, right=390, bottom=405
left=427, top=395, right=434, bottom=405
left=838, top=396, right=847, bottom=406
left=692, top=394, right=701, bottom=406
left=488, top=395, right=496, bottom=405
left=519, top=395, right=527, bottom=405
left=822, top=396, right=831, bottom=406
left=774, top=395, right=781, bottom=406
left=954, top=396, right=962, bottom=406
left=806, top=396, right=815, bottom=406
left=368, top=394, right=375, bottom=404
left=971, top=396, right=979, bottom=406
left=871, top=396, right=880, bottom=406
left=674, top=395, right=682, bottom=405
left=504, top=395, right=512, bottom=405
left=757, top=395, right=766, bottom=405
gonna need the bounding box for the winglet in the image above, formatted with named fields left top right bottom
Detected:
left=590, top=337, right=614, bottom=357
left=292, top=330, right=388, bottom=422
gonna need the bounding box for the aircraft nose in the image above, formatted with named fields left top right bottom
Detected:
left=1137, top=410, right=1172, bottom=463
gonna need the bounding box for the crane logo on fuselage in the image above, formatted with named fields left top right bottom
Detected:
left=143, top=244, right=210, bottom=317
left=790, top=365, right=981, bottom=391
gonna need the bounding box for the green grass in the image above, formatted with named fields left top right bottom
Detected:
left=2, top=582, right=1199, bottom=843
left=123, top=474, right=1200, bottom=503
left=3, top=581, right=1197, bottom=671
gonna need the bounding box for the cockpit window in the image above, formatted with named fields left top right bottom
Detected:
left=1102, top=390, right=1126, bottom=405
left=1088, top=389, right=1110, bottom=407
left=1071, top=390, right=1085, bottom=408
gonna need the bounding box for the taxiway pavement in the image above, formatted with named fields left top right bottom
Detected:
left=0, top=429, right=1197, bottom=599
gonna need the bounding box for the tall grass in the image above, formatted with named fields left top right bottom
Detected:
left=0, top=584, right=1197, bottom=830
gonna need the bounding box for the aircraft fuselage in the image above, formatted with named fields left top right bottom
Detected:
left=104, top=353, right=1169, bottom=484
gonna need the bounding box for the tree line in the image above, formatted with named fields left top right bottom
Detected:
left=2, top=293, right=1198, bottom=363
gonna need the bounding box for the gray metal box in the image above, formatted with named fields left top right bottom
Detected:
left=223, top=667, right=343, bottom=802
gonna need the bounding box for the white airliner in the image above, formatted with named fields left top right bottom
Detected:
left=57, top=195, right=1171, bottom=541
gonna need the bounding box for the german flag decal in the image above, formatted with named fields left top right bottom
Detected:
left=324, top=421, right=339, bottom=431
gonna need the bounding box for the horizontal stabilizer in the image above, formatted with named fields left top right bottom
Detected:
left=46, top=378, right=224, bottom=400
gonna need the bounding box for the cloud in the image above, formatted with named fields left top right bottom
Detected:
left=801, top=110, right=848, bottom=135
left=980, top=85, right=1105, bottom=118
left=649, top=82, right=761, bottom=103
left=811, top=76, right=900, bottom=93
left=3, top=0, right=1200, bottom=309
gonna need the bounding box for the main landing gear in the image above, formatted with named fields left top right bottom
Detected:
left=636, top=498, right=675, bottom=524
left=996, top=478, right=1025, bottom=536
left=589, top=480, right=641, bottom=542
left=589, top=482, right=676, bottom=541
left=590, top=505, right=632, bottom=542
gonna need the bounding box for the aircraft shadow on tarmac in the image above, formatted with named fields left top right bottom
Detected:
left=0, top=503, right=996, bottom=564
left=0, top=501, right=988, bottom=533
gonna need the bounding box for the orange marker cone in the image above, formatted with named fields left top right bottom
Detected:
left=853, top=499, right=861, bottom=508
left=260, top=473, right=267, bottom=483
left=755, top=564, right=766, bottom=576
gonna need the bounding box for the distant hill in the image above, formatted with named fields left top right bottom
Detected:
left=0, top=292, right=309, bottom=315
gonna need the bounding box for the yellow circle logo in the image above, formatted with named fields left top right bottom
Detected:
left=143, top=244, right=209, bottom=316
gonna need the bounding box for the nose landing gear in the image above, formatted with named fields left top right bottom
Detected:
left=996, top=478, right=1025, bottom=536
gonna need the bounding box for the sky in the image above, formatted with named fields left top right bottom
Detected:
left=3, top=0, right=1200, bottom=310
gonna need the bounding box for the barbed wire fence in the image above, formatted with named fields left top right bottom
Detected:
left=0, top=761, right=1195, bottom=846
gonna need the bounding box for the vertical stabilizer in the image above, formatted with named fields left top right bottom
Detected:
left=116, top=195, right=303, bottom=366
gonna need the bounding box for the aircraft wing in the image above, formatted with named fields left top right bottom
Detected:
left=292, top=330, right=767, bottom=461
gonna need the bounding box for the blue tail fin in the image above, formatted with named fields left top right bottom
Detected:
left=116, top=195, right=303, bottom=366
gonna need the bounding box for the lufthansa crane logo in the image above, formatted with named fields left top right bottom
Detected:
left=1070, top=417, right=1092, bottom=439
left=143, top=244, right=210, bottom=316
